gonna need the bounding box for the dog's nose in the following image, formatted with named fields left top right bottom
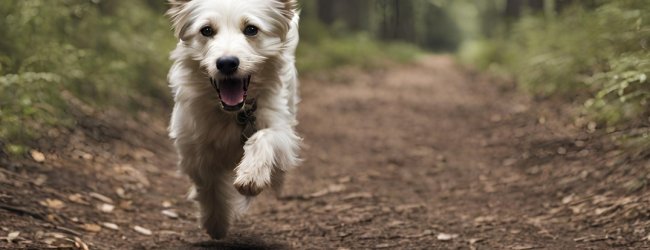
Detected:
left=216, top=56, right=240, bottom=75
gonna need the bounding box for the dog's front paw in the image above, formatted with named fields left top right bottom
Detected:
left=233, top=169, right=270, bottom=197
left=233, top=180, right=264, bottom=196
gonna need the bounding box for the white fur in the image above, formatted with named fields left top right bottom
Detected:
left=166, top=0, right=300, bottom=239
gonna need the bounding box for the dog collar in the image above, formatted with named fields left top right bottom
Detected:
left=236, top=98, right=257, bottom=144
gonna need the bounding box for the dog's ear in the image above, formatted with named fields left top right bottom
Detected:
left=276, top=0, right=298, bottom=20
left=166, top=0, right=193, bottom=40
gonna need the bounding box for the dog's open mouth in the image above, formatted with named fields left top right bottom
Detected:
left=211, top=75, right=251, bottom=111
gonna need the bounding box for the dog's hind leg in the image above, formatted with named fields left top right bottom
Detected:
left=270, top=170, right=286, bottom=198
left=189, top=173, right=234, bottom=239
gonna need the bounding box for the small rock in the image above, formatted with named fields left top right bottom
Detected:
left=162, top=209, right=179, bottom=219
left=115, top=188, right=127, bottom=199
left=30, top=150, right=46, bottom=163
left=437, top=233, right=459, bottom=241
left=469, top=238, right=485, bottom=244
left=102, top=223, right=119, bottom=231
left=134, top=226, right=152, bottom=236
left=99, top=204, right=115, bottom=213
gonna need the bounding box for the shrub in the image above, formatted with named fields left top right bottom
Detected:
left=0, top=0, right=175, bottom=152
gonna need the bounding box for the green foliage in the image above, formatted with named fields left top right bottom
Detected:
left=297, top=35, right=421, bottom=74
left=463, top=0, right=650, bottom=149
left=466, top=1, right=649, bottom=121
left=585, top=53, right=650, bottom=125
left=0, top=0, right=175, bottom=153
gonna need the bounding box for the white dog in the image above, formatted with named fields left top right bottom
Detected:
left=166, top=0, right=301, bottom=239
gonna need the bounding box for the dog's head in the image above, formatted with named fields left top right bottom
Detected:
left=168, top=0, right=297, bottom=111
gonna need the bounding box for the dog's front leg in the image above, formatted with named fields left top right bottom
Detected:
left=233, top=124, right=300, bottom=196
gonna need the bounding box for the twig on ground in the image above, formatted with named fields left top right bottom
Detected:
left=0, top=204, right=46, bottom=221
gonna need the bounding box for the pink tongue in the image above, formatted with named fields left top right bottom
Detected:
left=219, top=79, right=245, bottom=106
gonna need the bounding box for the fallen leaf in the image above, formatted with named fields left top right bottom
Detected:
left=134, top=226, right=152, bottom=236
left=338, top=232, right=351, bottom=237
left=503, top=158, right=517, bottom=166
left=437, top=233, right=459, bottom=241
left=386, top=220, right=405, bottom=227
left=469, top=238, right=485, bottom=244
left=81, top=153, right=93, bottom=161
left=395, top=204, right=424, bottom=213
left=68, top=194, right=89, bottom=205
left=82, top=224, right=101, bottom=233
left=33, top=175, right=47, bottom=186
left=119, top=200, right=133, bottom=210
left=511, top=244, right=537, bottom=250
left=99, top=204, right=115, bottom=213
left=74, top=237, right=89, bottom=250
left=162, top=209, right=179, bottom=219
left=342, top=192, right=373, bottom=201
left=337, top=176, right=352, bottom=183
left=408, top=230, right=433, bottom=238
left=474, top=215, right=497, bottom=224
left=375, top=243, right=396, bottom=249
left=41, top=238, right=59, bottom=245
left=115, top=188, right=127, bottom=199
left=40, top=199, right=65, bottom=210
left=89, top=192, right=114, bottom=204
left=308, top=184, right=346, bottom=198
left=7, top=231, right=20, bottom=243
left=562, top=194, right=574, bottom=204
left=102, top=223, right=119, bottom=231
left=30, top=150, right=46, bottom=163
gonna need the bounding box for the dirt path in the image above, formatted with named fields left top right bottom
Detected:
left=1, top=56, right=649, bottom=249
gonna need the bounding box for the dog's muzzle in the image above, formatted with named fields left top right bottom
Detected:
left=210, top=75, right=251, bottom=112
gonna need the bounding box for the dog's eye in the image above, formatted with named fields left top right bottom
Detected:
left=243, top=25, right=259, bottom=37
left=200, top=26, right=215, bottom=37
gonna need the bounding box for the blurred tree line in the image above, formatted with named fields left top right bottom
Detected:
left=301, top=0, right=604, bottom=51
left=1, top=0, right=647, bottom=154
left=301, top=0, right=461, bottom=51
